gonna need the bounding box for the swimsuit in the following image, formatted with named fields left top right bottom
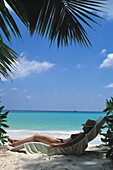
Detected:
left=71, top=134, right=80, bottom=139
left=71, top=132, right=83, bottom=139
left=57, top=138, right=64, bottom=143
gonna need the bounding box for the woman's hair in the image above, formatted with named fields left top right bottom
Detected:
left=85, top=126, right=94, bottom=134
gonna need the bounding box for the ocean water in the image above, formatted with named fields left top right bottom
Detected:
left=6, top=110, right=106, bottom=131
left=5, top=110, right=106, bottom=144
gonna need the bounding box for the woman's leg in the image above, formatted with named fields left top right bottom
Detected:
left=8, top=134, right=61, bottom=147
left=7, top=137, right=19, bottom=143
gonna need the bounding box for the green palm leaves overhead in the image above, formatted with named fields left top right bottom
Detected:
left=0, top=39, right=18, bottom=80
left=0, top=0, right=21, bottom=80
left=5, top=0, right=106, bottom=47
left=0, top=0, right=106, bottom=80
left=0, top=0, right=21, bottom=42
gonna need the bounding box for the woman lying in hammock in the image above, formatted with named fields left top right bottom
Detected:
left=7, top=119, right=96, bottom=148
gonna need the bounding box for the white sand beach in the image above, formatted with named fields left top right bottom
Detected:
left=0, top=144, right=113, bottom=170
left=0, top=126, right=112, bottom=170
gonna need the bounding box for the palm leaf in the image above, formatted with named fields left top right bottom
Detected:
left=0, top=0, right=106, bottom=79
left=0, top=0, right=22, bottom=42
left=5, top=0, right=107, bottom=48
left=0, top=0, right=22, bottom=80
left=0, top=106, right=4, bottom=112
left=0, top=111, right=9, bottom=119
left=0, top=127, right=7, bottom=134
left=0, top=39, right=18, bottom=80
left=0, top=119, right=7, bottom=122
left=5, top=0, right=28, bottom=27
left=0, top=123, right=9, bottom=128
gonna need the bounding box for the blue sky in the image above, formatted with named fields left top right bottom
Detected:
left=1, top=0, right=113, bottom=111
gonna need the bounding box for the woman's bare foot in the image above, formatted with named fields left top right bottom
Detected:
left=8, top=142, right=17, bottom=147
left=7, top=137, right=19, bottom=143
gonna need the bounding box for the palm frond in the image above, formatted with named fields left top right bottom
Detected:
left=0, top=0, right=22, bottom=42
left=0, top=39, right=18, bottom=81
left=5, top=0, right=28, bottom=28
left=5, top=0, right=107, bottom=47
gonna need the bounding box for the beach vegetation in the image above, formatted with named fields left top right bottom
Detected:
left=101, top=97, right=113, bottom=160
left=0, top=102, right=9, bottom=145
left=0, top=0, right=21, bottom=81
left=0, top=0, right=106, bottom=80
left=6, top=0, right=107, bottom=48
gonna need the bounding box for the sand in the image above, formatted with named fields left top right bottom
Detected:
left=0, top=144, right=113, bottom=170
left=0, top=131, right=113, bottom=170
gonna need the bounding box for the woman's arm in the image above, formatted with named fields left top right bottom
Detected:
left=50, top=133, right=85, bottom=148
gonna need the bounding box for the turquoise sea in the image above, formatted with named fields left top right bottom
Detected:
left=7, top=110, right=106, bottom=131
left=5, top=110, right=106, bottom=145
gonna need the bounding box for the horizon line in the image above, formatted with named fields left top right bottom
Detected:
left=3, top=109, right=104, bottom=113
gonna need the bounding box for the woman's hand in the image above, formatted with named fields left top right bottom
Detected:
left=49, top=143, right=60, bottom=148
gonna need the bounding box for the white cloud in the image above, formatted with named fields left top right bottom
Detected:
left=26, top=96, right=31, bottom=99
left=11, top=87, right=18, bottom=91
left=100, top=53, right=113, bottom=68
left=77, top=64, right=81, bottom=69
left=63, top=68, right=68, bottom=71
left=98, top=0, right=113, bottom=20
left=1, top=56, right=55, bottom=81
left=0, top=93, right=6, bottom=96
left=100, top=49, right=107, bottom=56
left=105, top=83, right=113, bottom=88
left=106, top=0, right=113, bottom=20
left=20, top=52, right=27, bottom=57
left=0, top=89, right=5, bottom=95
left=48, top=96, right=52, bottom=100
left=23, top=89, right=27, bottom=93
left=97, top=94, right=103, bottom=98
left=0, top=89, right=4, bottom=92
left=77, top=94, right=82, bottom=97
